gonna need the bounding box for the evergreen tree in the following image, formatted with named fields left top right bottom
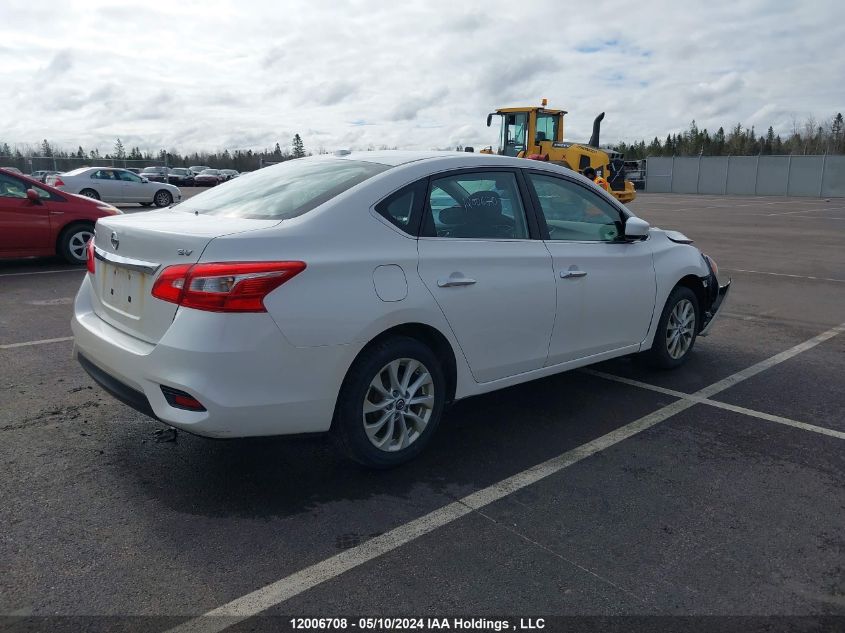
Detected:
left=40, top=139, right=53, bottom=157
left=292, top=134, right=305, bottom=158
left=114, top=138, right=126, bottom=162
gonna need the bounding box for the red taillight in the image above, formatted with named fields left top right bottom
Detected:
left=151, top=261, right=306, bottom=313
left=86, top=239, right=95, bottom=274
left=52, top=177, right=65, bottom=187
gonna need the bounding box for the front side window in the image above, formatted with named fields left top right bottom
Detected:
left=177, top=159, right=389, bottom=220
left=501, top=113, right=528, bottom=156
left=0, top=173, right=27, bottom=198
left=535, top=114, right=558, bottom=143
left=118, top=170, right=142, bottom=182
left=527, top=173, right=624, bottom=242
left=422, top=171, right=529, bottom=239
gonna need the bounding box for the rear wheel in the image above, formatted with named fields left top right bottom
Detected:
left=79, top=188, right=99, bottom=200
left=58, top=223, right=94, bottom=264
left=644, top=286, right=699, bottom=369
left=334, top=336, right=445, bottom=468
left=153, top=190, right=173, bottom=207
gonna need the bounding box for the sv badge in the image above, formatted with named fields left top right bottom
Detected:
left=177, top=249, right=193, bottom=256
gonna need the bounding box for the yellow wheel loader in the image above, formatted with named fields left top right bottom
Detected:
left=481, top=100, right=637, bottom=203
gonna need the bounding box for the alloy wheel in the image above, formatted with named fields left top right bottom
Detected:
left=68, top=229, right=93, bottom=262
left=154, top=191, right=172, bottom=207
left=666, top=298, right=695, bottom=359
left=362, top=358, right=434, bottom=452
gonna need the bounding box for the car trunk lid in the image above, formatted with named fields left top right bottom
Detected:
left=90, top=209, right=278, bottom=343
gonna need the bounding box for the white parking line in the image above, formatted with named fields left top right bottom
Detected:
left=164, top=321, right=845, bottom=633
left=581, top=369, right=845, bottom=441
left=723, top=268, right=845, bottom=284
left=0, top=269, right=84, bottom=278
left=0, top=336, right=74, bottom=350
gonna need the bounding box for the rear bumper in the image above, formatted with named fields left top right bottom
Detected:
left=71, top=275, right=354, bottom=438
left=78, top=353, right=157, bottom=420
left=699, top=279, right=731, bottom=337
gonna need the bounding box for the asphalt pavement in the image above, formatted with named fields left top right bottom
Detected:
left=1, top=192, right=843, bottom=632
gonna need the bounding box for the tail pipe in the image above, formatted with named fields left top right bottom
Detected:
left=588, top=112, right=605, bottom=147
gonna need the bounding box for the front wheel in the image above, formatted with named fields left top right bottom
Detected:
left=79, top=188, right=99, bottom=200
left=643, top=286, right=699, bottom=369
left=58, top=223, right=94, bottom=264
left=153, top=190, right=173, bottom=207
left=333, top=336, right=446, bottom=468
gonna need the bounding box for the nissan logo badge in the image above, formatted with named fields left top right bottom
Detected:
left=110, top=231, right=119, bottom=250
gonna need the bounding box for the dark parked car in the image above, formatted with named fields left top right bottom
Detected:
left=194, top=169, right=224, bottom=186
left=140, top=166, right=169, bottom=182
left=167, top=168, right=195, bottom=186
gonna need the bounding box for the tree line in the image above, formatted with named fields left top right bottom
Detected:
left=615, top=113, right=844, bottom=160
left=0, top=134, right=309, bottom=173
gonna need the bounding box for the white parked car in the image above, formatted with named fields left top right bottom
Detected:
left=72, top=152, right=729, bottom=467
left=47, top=167, right=181, bottom=207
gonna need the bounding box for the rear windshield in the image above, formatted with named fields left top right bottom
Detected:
left=176, top=159, right=389, bottom=220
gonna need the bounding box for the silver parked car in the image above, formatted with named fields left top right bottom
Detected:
left=46, top=167, right=181, bottom=207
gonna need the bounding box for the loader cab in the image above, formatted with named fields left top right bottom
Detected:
left=500, top=112, right=528, bottom=157
left=487, top=106, right=566, bottom=156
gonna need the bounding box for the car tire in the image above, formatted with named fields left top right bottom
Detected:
left=79, top=188, right=100, bottom=200
left=58, top=222, right=94, bottom=265
left=153, top=190, right=173, bottom=207
left=333, top=336, right=446, bottom=468
left=643, top=286, right=699, bottom=369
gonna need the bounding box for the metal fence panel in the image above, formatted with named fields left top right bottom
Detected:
left=788, top=156, right=824, bottom=196
left=822, top=155, right=845, bottom=197
left=698, top=157, right=729, bottom=194
left=645, top=154, right=844, bottom=197
left=753, top=156, right=789, bottom=196
left=644, top=157, right=673, bottom=193
left=671, top=158, right=699, bottom=194
left=725, top=156, right=757, bottom=195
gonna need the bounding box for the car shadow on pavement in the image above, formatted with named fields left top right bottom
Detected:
left=107, top=370, right=676, bottom=521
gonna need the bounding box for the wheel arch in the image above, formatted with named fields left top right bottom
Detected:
left=347, top=322, right=458, bottom=404
left=55, top=220, right=94, bottom=256
left=676, top=274, right=708, bottom=325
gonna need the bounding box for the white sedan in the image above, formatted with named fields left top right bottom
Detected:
left=71, top=151, right=729, bottom=467
left=47, top=167, right=181, bottom=207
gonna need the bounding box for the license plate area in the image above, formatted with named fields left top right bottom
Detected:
left=100, top=264, right=147, bottom=318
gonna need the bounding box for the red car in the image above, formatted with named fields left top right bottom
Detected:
left=0, top=168, right=121, bottom=264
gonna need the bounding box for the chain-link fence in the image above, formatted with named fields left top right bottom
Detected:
left=0, top=155, right=166, bottom=174
left=645, top=155, right=845, bottom=197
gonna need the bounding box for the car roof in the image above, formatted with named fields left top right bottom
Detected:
left=331, top=150, right=547, bottom=170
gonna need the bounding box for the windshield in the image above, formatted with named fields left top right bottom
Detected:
left=177, top=159, right=389, bottom=220
left=142, top=167, right=163, bottom=173
left=201, top=170, right=219, bottom=174
left=171, top=168, right=188, bottom=174
left=63, top=168, right=90, bottom=176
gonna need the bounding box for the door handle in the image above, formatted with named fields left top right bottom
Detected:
left=437, top=274, right=477, bottom=288
left=560, top=270, right=587, bottom=279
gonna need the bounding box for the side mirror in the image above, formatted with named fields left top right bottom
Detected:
left=624, top=216, right=650, bottom=240
left=26, top=189, right=42, bottom=204
left=141, top=177, right=149, bottom=183
left=486, top=113, right=493, bottom=127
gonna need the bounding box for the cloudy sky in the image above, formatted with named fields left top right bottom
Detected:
left=2, top=0, right=843, bottom=155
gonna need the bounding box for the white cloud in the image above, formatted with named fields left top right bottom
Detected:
left=1, top=0, right=842, bottom=154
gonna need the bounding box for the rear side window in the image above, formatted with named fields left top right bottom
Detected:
left=375, top=180, right=426, bottom=234
left=177, top=159, right=389, bottom=220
